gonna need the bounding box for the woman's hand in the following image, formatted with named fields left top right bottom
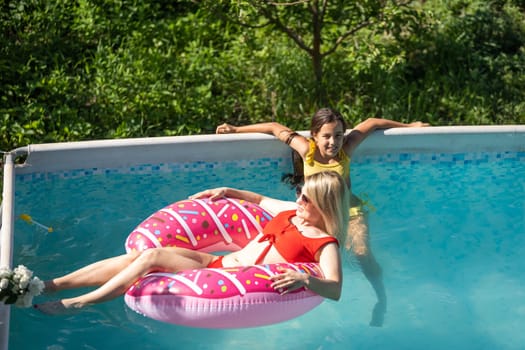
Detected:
left=189, top=187, right=228, bottom=201
left=216, top=123, right=237, bottom=134
left=270, top=267, right=309, bottom=295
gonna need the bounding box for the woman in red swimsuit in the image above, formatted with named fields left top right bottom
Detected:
left=35, top=171, right=349, bottom=315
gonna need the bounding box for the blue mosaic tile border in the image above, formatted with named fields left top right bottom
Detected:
left=352, top=150, right=525, bottom=165
left=15, top=151, right=525, bottom=182
left=15, top=157, right=290, bottom=182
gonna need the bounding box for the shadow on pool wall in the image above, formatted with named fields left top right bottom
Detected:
left=2, top=125, right=525, bottom=350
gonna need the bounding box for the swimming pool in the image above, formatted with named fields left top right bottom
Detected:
left=2, top=126, right=525, bottom=349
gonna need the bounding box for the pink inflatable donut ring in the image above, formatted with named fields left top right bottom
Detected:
left=123, top=197, right=325, bottom=328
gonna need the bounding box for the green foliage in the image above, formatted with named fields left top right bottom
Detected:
left=396, top=0, right=525, bottom=125
left=0, top=0, right=524, bottom=152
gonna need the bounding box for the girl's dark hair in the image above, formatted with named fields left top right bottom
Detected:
left=281, top=107, right=346, bottom=189
left=281, top=149, right=305, bottom=188
left=310, top=108, right=347, bottom=137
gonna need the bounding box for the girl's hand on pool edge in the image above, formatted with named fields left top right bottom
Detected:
left=216, top=123, right=237, bottom=134
left=270, top=267, right=308, bottom=295
left=189, top=187, right=228, bottom=201
left=409, top=121, right=430, bottom=127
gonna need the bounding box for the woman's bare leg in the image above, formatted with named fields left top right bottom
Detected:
left=347, top=212, right=387, bottom=327
left=44, top=251, right=141, bottom=292
left=36, top=247, right=215, bottom=314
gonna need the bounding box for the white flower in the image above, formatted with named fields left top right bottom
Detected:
left=0, top=267, right=11, bottom=279
left=28, top=277, right=45, bottom=296
left=0, top=264, right=44, bottom=308
left=19, top=276, right=30, bottom=290
left=13, top=265, right=32, bottom=281
left=15, top=293, right=33, bottom=308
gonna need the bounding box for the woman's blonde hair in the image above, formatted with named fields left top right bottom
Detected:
left=303, top=171, right=350, bottom=245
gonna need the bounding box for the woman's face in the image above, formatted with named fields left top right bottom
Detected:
left=295, top=188, right=324, bottom=228
left=312, top=121, right=345, bottom=159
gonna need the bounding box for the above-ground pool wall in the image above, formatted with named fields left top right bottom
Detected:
left=12, top=125, right=525, bottom=176
left=13, top=134, right=292, bottom=175
left=356, top=125, right=525, bottom=156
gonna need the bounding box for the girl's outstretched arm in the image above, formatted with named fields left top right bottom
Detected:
left=344, top=118, right=429, bottom=155
left=216, top=122, right=310, bottom=157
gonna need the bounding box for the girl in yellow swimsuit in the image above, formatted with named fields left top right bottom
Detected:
left=216, top=107, right=428, bottom=327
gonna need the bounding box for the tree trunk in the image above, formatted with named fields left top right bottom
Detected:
left=311, top=2, right=326, bottom=105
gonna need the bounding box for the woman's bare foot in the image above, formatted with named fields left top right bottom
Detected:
left=34, top=300, right=79, bottom=315
left=42, top=280, right=58, bottom=295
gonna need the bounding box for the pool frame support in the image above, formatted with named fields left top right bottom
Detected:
left=0, top=149, right=27, bottom=350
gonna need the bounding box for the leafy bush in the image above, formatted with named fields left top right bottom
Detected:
left=1, top=0, right=524, bottom=151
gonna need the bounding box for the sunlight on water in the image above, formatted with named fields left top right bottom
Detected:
left=9, top=152, right=525, bottom=350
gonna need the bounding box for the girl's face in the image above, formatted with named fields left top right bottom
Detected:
left=312, top=121, right=345, bottom=159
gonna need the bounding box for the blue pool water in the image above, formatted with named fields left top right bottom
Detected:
left=9, top=152, right=525, bottom=349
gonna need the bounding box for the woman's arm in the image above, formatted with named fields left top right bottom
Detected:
left=189, top=187, right=297, bottom=217
left=344, top=118, right=429, bottom=155
left=270, top=242, right=343, bottom=301
left=216, top=122, right=310, bottom=157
